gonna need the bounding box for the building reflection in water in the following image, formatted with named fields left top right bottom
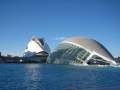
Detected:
left=24, top=64, right=45, bottom=90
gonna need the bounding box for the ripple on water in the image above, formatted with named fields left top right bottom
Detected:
left=0, top=64, right=120, bottom=90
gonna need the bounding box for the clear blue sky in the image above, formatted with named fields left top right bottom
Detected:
left=0, top=0, right=120, bottom=56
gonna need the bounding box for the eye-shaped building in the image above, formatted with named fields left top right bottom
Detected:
left=47, top=37, right=116, bottom=65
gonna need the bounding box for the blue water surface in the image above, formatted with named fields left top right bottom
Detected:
left=0, top=64, right=120, bottom=90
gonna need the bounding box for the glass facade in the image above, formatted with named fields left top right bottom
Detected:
left=87, top=55, right=110, bottom=65
left=47, top=43, right=90, bottom=64
left=47, top=37, right=116, bottom=65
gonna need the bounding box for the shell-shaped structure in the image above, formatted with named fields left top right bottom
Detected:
left=24, top=37, right=50, bottom=57
left=47, top=37, right=116, bottom=65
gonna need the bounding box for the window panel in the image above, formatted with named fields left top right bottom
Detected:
left=87, top=55, right=110, bottom=65
left=48, top=43, right=90, bottom=64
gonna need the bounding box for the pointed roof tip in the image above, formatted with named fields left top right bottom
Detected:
left=32, top=36, right=37, bottom=39
left=31, top=36, right=45, bottom=43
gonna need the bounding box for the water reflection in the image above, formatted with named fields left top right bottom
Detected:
left=1, top=64, right=119, bottom=90
left=25, top=64, right=45, bottom=90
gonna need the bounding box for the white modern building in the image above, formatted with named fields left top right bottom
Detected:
left=23, top=37, right=50, bottom=63
left=47, top=37, right=116, bottom=65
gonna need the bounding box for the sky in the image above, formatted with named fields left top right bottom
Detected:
left=0, top=0, right=120, bottom=57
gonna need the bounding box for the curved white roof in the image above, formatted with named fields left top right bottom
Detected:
left=24, top=37, right=50, bottom=57
left=62, top=37, right=114, bottom=61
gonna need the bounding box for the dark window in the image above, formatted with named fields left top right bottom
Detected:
left=87, top=55, right=110, bottom=65
left=39, top=39, right=44, bottom=45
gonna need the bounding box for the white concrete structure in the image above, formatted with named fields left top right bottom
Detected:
left=47, top=37, right=116, bottom=65
left=24, top=37, right=50, bottom=57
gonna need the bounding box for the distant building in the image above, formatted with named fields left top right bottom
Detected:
left=23, top=36, right=50, bottom=63
left=114, top=57, right=120, bottom=64
left=47, top=37, right=116, bottom=65
left=7, top=54, right=12, bottom=57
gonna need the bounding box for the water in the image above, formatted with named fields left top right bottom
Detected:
left=0, top=64, right=120, bottom=90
